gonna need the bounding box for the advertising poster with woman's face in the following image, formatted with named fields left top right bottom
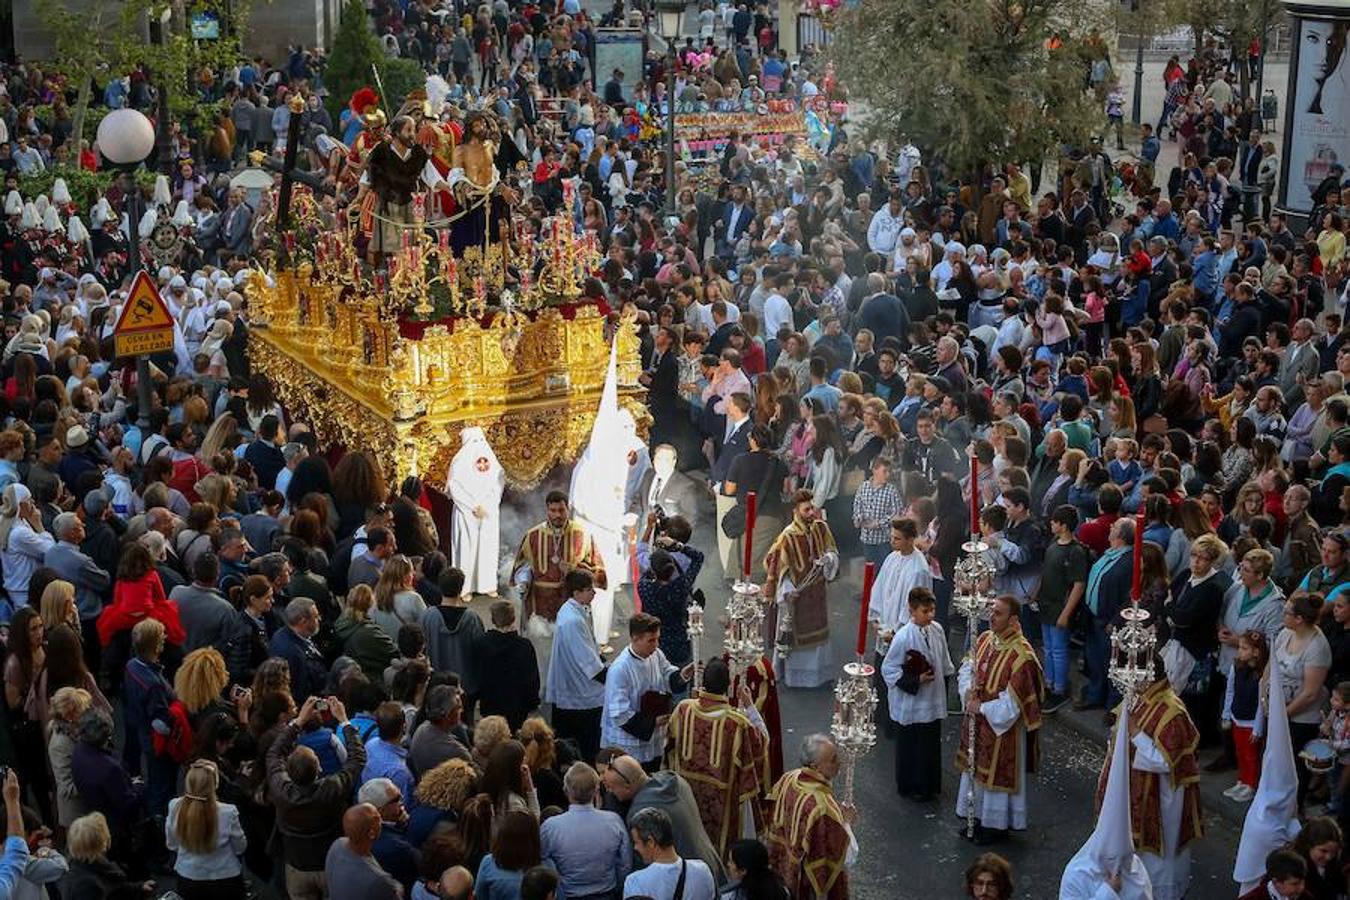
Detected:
left=1286, top=17, right=1350, bottom=212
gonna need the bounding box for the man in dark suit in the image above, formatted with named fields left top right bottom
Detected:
left=716, top=184, right=755, bottom=259
left=642, top=326, right=681, bottom=447
left=710, top=393, right=752, bottom=579
left=222, top=188, right=254, bottom=258
left=603, top=68, right=626, bottom=109
left=245, top=414, right=287, bottom=490
left=1147, top=236, right=1178, bottom=319
left=704, top=301, right=737, bottom=356
left=1065, top=189, right=1096, bottom=262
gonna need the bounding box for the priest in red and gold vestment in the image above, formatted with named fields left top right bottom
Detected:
left=765, top=734, right=856, bottom=900
left=955, top=593, right=1044, bottom=842
left=667, top=658, right=771, bottom=859
left=1096, top=671, right=1203, bottom=900
left=511, top=490, right=606, bottom=625
left=763, top=490, right=839, bottom=689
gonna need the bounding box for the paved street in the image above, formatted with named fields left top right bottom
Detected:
left=495, top=482, right=1243, bottom=900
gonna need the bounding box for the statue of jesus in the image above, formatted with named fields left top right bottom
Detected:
left=448, top=111, right=519, bottom=260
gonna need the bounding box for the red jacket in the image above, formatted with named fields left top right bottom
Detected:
left=97, top=571, right=185, bottom=647
left=1077, top=512, right=1120, bottom=558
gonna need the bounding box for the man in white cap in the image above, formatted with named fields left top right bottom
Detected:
left=1060, top=711, right=1154, bottom=899
left=448, top=426, right=505, bottom=596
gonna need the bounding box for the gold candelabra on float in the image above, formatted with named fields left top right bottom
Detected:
left=246, top=191, right=645, bottom=493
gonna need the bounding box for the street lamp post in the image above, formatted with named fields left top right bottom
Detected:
left=656, top=0, right=686, bottom=218
left=1130, top=0, right=1145, bottom=126
left=96, top=109, right=158, bottom=430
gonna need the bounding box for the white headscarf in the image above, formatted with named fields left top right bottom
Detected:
left=0, top=484, right=33, bottom=551
left=171, top=200, right=193, bottom=227
left=152, top=174, right=172, bottom=208
left=67, top=215, right=90, bottom=245
left=198, top=318, right=232, bottom=360
left=3, top=314, right=49, bottom=363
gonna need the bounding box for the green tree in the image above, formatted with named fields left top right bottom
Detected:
left=326, top=0, right=385, bottom=123
left=33, top=0, right=251, bottom=162
left=33, top=0, right=137, bottom=153
left=377, top=58, right=426, bottom=115
left=831, top=0, right=1107, bottom=178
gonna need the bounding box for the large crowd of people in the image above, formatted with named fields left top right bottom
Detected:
left=0, top=0, right=1346, bottom=898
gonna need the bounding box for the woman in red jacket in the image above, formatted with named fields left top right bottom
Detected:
left=99, top=542, right=185, bottom=683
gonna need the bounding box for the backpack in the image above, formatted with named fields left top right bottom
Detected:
left=152, top=699, right=195, bottom=763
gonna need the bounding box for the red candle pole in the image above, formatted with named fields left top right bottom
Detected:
left=857, top=561, right=876, bottom=658
left=742, top=491, right=757, bottom=580
left=1131, top=511, right=1144, bottom=601
left=970, top=455, right=980, bottom=537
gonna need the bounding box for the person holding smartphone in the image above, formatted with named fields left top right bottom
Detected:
left=0, top=770, right=32, bottom=896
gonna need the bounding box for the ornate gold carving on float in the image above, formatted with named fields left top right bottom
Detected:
left=246, top=206, right=643, bottom=490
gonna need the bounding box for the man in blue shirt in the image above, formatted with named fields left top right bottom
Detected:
left=541, top=762, right=630, bottom=900
left=1192, top=236, right=1220, bottom=305
left=360, top=702, right=415, bottom=805
left=802, top=357, right=842, bottom=412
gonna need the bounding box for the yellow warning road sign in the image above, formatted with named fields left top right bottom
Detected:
left=113, top=270, right=176, bottom=358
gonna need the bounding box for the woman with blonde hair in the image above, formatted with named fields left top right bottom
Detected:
left=1219, top=481, right=1267, bottom=546
left=472, top=715, right=512, bottom=771
left=518, top=717, right=567, bottom=810
left=39, top=579, right=78, bottom=633
left=334, top=584, right=398, bottom=683
left=48, top=686, right=92, bottom=828
left=193, top=474, right=237, bottom=519
left=174, top=648, right=249, bottom=728
left=63, top=812, right=141, bottom=899
left=371, top=555, right=426, bottom=643
left=166, top=759, right=247, bottom=900
left=1108, top=395, right=1138, bottom=440
left=198, top=414, right=242, bottom=465
left=411, top=757, right=479, bottom=845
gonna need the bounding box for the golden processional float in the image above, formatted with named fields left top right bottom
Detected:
left=243, top=186, right=646, bottom=490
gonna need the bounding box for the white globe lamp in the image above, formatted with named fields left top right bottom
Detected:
left=96, top=109, right=156, bottom=168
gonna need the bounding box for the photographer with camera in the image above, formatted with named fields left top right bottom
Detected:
left=266, top=695, right=365, bottom=900
left=637, top=525, right=706, bottom=671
